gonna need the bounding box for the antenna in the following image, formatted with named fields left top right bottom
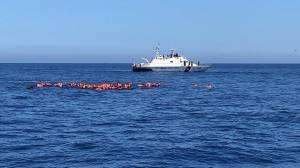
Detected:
left=153, top=42, right=161, bottom=57
left=169, top=48, right=175, bottom=56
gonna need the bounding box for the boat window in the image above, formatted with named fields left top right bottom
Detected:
left=170, top=61, right=173, bottom=63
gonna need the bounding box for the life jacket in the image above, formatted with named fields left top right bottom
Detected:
left=37, top=83, right=43, bottom=88
left=124, top=84, right=132, bottom=89
left=138, top=84, right=145, bottom=88
left=146, top=82, right=151, bottom=88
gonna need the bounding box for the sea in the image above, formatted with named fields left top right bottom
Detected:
left=0, top=63, right=299, bottom=168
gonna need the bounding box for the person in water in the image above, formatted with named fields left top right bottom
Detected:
left=145, top=82, right=152, bottom=88
left=54, top=82, right=63, bottom=87
left=34, top=81, right=161, bottom=91
left=207, top=84, right=213, bottom=90
left=138, top=83, right=145, bottom=88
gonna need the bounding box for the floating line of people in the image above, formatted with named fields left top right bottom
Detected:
left=32, top=81, right=161, bottom=91
left=30, top=81, right=214, bottom=91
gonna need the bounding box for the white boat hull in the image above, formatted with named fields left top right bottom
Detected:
left=132, top=65, right=209, bottom=72
left=150, top=66, right=187, bottom=72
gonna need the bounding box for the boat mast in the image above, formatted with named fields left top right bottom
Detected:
left=169, top=49, right=175, bottom=57
left=154, top=43, right=161, bottom=57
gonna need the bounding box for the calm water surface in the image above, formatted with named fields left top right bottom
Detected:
left=0, top=63, right=299, bottom=168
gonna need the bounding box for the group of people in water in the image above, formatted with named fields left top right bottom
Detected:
left=34, top=81, right=213, bottom=91
left=35, top=81, right=161, bottom=91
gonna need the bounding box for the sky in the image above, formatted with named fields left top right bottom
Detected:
left=0, top=0, right=300, bottom=63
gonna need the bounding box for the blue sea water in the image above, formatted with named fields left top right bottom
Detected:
left=0, top=63, right=299, bottom=168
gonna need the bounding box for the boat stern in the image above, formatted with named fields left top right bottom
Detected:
left=132, top=64, right=153, bottom=72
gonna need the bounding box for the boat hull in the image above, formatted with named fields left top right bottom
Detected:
left=132, top=66, right=152, bottom=72
left=132, top=65, right=209, bottom=72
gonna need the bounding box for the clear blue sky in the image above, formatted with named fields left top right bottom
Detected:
left=0, top=0, right=300, bottom=63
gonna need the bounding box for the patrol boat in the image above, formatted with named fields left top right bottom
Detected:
left=132, top=47, right=209, bottom=72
